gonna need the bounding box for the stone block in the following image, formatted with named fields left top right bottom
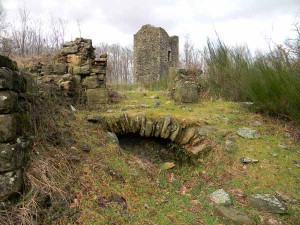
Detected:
left=82, top=75, right=100, bottom=89
left=86, top=88, right=108, bottom=106
left=0, top=114, right=17, bottom=143
left=0, top=169, right=23, bottom=201
left=73, top=65, right=91, bottom=75
left=98, top=74, right=105, bottom=81
left=0, top=68, right=13, bottom=90
left=91, top=66, right=106, bottom=74
left=174, top=82, right=199, bottom=103
left=100, top=54, right=108, bottom=58
left=95, top=58, right=107, bottom=62
left=62, top=46, right=79, bottom=55
left=67, top=54, right=82, bottom=66
left=0, top=91, right=17, bottom=113
left=0, top=142, right=28, bottom=172
left=63, top=41, right=73, bottom=47
left=52, top=63, right=67, bottom=75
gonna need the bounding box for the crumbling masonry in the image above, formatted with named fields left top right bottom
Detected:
left=134, top=24, right=179, bottom=85
left=33, top=38, right=109, bottom=106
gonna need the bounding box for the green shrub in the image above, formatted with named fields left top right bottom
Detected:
left=245, top=50, right=300, bottom=121
left=205, top=38, right=251, bottom=101
left=205, top=38, right=300, bottom=122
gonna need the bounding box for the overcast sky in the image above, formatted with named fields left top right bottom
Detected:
left=3, top=0, right=300, bottom=51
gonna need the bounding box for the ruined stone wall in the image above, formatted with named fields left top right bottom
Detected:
left=0, top=57, right=30, bottom=202
left=33, top=38, right=109, bottom=107
left=134, top=24, right=179, bottom=85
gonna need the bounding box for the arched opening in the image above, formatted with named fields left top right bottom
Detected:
left=118, top=133, right=193, bottom=165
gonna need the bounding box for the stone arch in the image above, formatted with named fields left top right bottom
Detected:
left=102, top=113, right=212, bottom=156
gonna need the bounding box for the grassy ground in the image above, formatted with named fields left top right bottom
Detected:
left=50, top=91, right=300, bottom=224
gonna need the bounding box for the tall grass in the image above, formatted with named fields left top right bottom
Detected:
left=205, top=38, right=300, bottom=122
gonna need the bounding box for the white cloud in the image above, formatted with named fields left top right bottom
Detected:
left=2, top=0, right=300, bottom=51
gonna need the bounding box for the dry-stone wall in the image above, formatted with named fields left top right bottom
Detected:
left=94, top=113, right=212, bottom=157
left=0, top=56, right=30, bottom=202
left=134, top=24, right=179, bottom=85
left=32, top=38, right=109, bottom=106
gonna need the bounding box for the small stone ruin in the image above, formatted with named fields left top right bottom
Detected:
left=170, top=69, right=201, bottom=103
left=33, top=38, right=109, bottom=107
left=0, top=56, right=30, bottom=202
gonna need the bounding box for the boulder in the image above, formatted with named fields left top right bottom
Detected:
left=0, top=169, right=23, bottom=201
left=209, top=189, right=232, bottom=206
left=237, top=127, right=260, bottom=139
left=174, top=82, right=199, bottom=103
left=0, top=91, right=17, bottom=113
left=214, top=205, right=253, bottom=224
left=246, top=194, right=287, bottom=214
left=0, top=114, right=17, bottom=143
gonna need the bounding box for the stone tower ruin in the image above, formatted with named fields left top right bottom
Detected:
left=134, top=25, right=179, bottom=85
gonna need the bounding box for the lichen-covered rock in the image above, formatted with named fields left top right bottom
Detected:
left=246, top=194, right=287, bottom=214
left=174, top=82, right=199, bottom=103
left=209, top=189, right=232, bottom=206
left=0, top=169, right=23, bottom=201
left=214, top=205, right=253, bottom=224
left=237, top=127, right=260, bottom=139
left=106, top=132, right=119, bottom=146
left=0, top=114, right=17, bottom=142
left=0, top=142, right=28, bottom=172
left=0, top=91, right=17, bottom=113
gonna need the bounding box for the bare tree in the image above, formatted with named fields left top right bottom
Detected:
left=285, top=19, right=300, bottom=60
left=76, top=18, right=82, bottom=38
left=11, top=5, right=31, bottom=56
left=49, top=17, right=67, bottom=51
left=96, top=43, right=134, bottom=84
left=182, top=35, right=204, bottom=71
left=0, top=0, right=7, bottom=33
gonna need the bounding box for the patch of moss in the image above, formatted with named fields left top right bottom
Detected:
left=0, top=55, right=18, bottom=71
